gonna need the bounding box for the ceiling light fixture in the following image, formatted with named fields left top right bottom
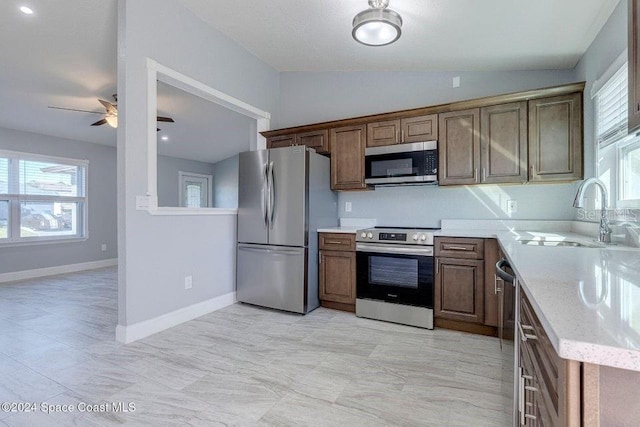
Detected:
left=352, top=0, right=402, bottom=47
left=161, top=135, right=169, bottom=141
left=19, top=5, right=34, bottom=15
left=105, top=115, right=118, bottom=128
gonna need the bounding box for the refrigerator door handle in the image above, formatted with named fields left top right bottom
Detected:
left=262, top=162, right=269, bottom=227
left=238, top=245, right=302, bottom=256
left=268, top=161, right=275, bottom=228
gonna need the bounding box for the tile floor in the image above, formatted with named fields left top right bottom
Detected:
left=0, top=267, right=513, bottom=426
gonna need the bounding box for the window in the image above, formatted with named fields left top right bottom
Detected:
left=0, top=150, right=87, bottom=244
left=595, top=62, right=640, bottom=208
left=178, top=172, right=211, bottom=208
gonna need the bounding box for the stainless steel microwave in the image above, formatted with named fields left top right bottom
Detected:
left=364, top=141, right=438, bottom=185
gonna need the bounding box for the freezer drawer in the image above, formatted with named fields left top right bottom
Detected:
left=237, top=243, right=308, bottom=314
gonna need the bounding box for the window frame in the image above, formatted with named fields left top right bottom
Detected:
left=594, top=58, right=640, bottom=209
left=0, top=149, right=89, bottom=246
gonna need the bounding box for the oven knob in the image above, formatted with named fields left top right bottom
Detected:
left=360, top=232, right=367, bottom=239
left=412, top=233, right=419, bottom=241
left=367, top=232, right=373, bottom=239
left=420, top=234, right=427, bottom=241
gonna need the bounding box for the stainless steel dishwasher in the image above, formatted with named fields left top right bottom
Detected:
left=496, top=258, right=517, bottom=426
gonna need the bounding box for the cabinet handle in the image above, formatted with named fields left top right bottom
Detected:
left=518, top=367, right=525, bottom=425
left=482, top=167, right=486, bottom=182
left=401, top=129, right=405, bottom=142
left=494, top=274, right=503, bottom=295
left=326, top=241, right=345, bottom=245
left=435, top=258, right=439, bottom=274
left=530, top=164, right=536, bottom=178
left=518, top=322, right=538, bottom=341
left=447, top=245, right=472, bottom=251
left=474, top=168, right=478, bottom=182
left=637, top=102, right=640, bottom=112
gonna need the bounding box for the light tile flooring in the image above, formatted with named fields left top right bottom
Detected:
left=0, top=267, right=513, bottom=426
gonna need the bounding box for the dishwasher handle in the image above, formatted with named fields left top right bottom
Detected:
left=496, top=258, right=515, bottom=283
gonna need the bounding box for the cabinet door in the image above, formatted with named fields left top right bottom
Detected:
left=267, top=135, right=295, bottom=149
left=297, top=130, right=330, bottom=154
left=528, top=93, right=583, bottom=182
left=330, top=125, right=367, bottom=190
left=367, top=120, right=400, bottom=147
left=630, top=0, right=640, bottom=133
left=319, top=250, right=356, bottom=304
left=481, top=102, right=528, bottom=183
left=438, top=109, right=481, bottom=185
left=435, top=258, right=484, bottom=324
left=401, top=114, right=438, bottom=143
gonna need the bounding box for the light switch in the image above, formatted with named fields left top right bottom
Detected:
left=345, top=201, right=352, bottom=212
left=507, top=200, right=517, bottom=214
left=452, top=76, right=461, bottom=88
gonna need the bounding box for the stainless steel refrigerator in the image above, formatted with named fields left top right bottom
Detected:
left=236, top=145, right=337, bottom=314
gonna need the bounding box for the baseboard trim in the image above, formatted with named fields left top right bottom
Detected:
left=0, top=258, right=118, bottom=284
left=116, top=291, right=237, bottom=344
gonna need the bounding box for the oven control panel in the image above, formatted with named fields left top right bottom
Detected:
left=356, top=228, right=438, bottom=245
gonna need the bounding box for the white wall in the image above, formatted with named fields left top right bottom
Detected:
left=211, top=154, right=239, bottom=209
left=0, top=126, right=117, bottom=274
left=117, top=0, right=279, bottom=328
left=157, top=155, right=215, bottom=207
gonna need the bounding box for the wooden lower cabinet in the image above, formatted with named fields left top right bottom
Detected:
left=318, top=232, right=356, bottom=312
left=435, top=258, right=484, bottom=324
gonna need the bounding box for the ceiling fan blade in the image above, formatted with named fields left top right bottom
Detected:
left=90, top=119, right=108, bottom=126
left=98, top=99, right=117, bottom=114
left=112, top=94, right=118, bottom=102
left=157, top=116, right=175, bottom=123
left=48, top=106, right=104, bottom=114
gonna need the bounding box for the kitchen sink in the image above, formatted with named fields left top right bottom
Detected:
left=517, top=239, right=604, bottom=248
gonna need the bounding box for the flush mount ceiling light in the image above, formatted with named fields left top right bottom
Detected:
left=352, top=0, right=402, bottom=47
left=19, top=6, right=34, bottom=15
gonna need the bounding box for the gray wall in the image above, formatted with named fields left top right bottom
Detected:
left=574, top=0, right=629, bottom=217
left=279, top=69, right=582, bottom=224
left=157, top=155, right=215, bottom=207
left=117, top=0, right=280, bottom=326
left=211, top=154, right=239, bottom=209
left=278, top=69, right=577, bottom=128
left=0, top=126, right=117, bottom=274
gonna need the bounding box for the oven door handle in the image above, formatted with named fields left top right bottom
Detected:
left=356, top=243, right=433, bottom=257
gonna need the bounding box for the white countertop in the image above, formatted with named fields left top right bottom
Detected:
left=317, top=227, right=359, bottom=234
left=439, top=226, right=640, bottom=371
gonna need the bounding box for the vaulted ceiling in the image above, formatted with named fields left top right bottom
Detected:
left=0, top=0, right=621, bottom=161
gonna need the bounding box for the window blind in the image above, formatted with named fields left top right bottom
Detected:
left=596, top=63, right=628, bottom=148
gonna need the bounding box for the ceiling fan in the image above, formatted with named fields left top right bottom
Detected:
left=48, top=94, right=175, bottom=130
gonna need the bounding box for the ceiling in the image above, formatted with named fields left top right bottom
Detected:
left=180, top=0, right=621, bottom=71
left=0, top=0, right=621, bottom=154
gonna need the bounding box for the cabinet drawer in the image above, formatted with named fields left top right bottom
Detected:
left=319, top=233, right=356, bottom=251
left=435, top=237, right=484, bottom=259
left=520, top=291, right=561, bottom=420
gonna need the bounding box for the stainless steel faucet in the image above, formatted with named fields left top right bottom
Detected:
left=573, top=178, right=612, bottom=244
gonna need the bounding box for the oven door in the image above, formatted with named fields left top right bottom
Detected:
left=356, top=243, right=434, bottom=308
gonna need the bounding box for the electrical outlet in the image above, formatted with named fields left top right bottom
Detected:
left=184, top=275, right=193, bottom=290
left=452, top=76, right=461, bottom=88
left=101, top=244, right=107, bottom=252
left=345, top=201, right=352, bottom=212
left=507, top=200, right=518, bottom=214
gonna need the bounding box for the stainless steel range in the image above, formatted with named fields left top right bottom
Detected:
left=355, top=227, right=438, bottom=329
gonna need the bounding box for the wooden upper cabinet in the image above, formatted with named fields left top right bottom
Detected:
left=367, top=114, right=438, bottom=147
left=528, top=93, right=583, bottom=182
left=330, top=125, right=367, bottom=191
left=401, top=114, right=438, bottom=143
left=267, top=135, right=295, bottom=149
left=367, top=119, right=400, bottom=147
left=438, top=109, right=481, bottom=186
left=480, top=102, right=528, bottom=184
left=296, top=129, right=329, bottom=154
left=268, top=131, right=330, bottom=154
left=630, top=0, right=640, bottom=133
